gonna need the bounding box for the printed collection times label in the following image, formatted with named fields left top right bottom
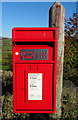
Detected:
left=28, top=73, right=42, bottom=100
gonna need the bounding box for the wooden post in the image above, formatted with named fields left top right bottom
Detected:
left=49, top=2, right=65, bottom=118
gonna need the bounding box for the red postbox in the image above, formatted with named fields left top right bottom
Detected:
left=12, top=27, right=58, bottom=113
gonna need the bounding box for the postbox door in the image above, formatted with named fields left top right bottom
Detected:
left=15, top=63, right=53, bottom=111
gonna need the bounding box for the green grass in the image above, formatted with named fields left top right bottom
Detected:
left=2, top=39, right=12, bottom=52
left=2, top=52, right=9, bottom=58
left=0, top=65, right=2, bottom=70
left=2, top=45, right=12, bottom=51
left=2, top=39, right=12, bottom=44
left=2, top=65, right=11, bottom=71
left=2, top=38, right=12, bottom=71
left=0, top=54, right=2, bottom=62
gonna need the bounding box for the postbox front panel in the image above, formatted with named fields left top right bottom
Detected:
left=15, top=63, right=53, bottom=111
left=13, top=27, right=57, bottom=113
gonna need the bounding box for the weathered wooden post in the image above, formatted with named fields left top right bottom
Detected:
left=49, top=2, right=65, bottom=118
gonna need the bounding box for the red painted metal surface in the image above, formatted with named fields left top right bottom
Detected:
left=12, top=27, right=58, bottom=113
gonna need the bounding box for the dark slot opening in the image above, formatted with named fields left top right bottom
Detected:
left=13, top=42, right=54, bottom=47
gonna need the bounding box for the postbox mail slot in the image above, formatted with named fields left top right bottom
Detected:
left=13, top=30, right=55, bottom=41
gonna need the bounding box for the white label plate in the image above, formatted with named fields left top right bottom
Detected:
left=28, top=73, right=42, bottom=100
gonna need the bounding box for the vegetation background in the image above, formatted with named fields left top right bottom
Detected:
left=1, top=12, right=78, bottom=120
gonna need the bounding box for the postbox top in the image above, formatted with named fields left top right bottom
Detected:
left=12, top=27, right=58, bottom=42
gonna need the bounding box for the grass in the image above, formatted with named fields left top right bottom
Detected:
left=2, top=45, right=12, bottom=51
left=2, top=66, right=11, bottom=71
left=2, top=39, right=12, bottom=51
left=2, top=38, right=12, bottom=71
left=2, top=38, right=12, bottom=44
left=0, top=54, right=2, bottom=63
